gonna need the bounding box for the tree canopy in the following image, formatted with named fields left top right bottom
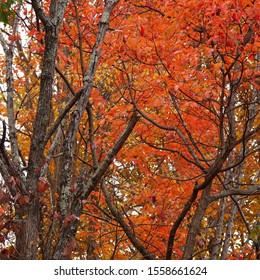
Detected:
left=0, top=0, right=259, bottom=260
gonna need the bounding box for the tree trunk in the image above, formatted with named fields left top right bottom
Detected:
left=210, top=197, right=226, bottom=259
left=15, top=0, right=70, bottom=259
left=16, top=199, right=40, bottom=259
left=182, top=186, right=211, bottom=259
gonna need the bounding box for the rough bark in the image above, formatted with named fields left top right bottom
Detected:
left=220, top=203, right=237, bottom=259
left=52, top=111, right=140, bottom=259
left=209, top=197, right=226, bottom=259
left=182, top=186, right=212, bottom=259
left=15, top=0, right=71, bottom=260
left=58, top=0, right=120, bottom=220
left=0, top=7, right=23, bottom=178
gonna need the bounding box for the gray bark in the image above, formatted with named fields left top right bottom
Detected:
left=220, top=203, right=237, bottom=259
left=58, top=0, right=119, bottom=219
left=52, top=111, right=139, bottom=259
left=182, top=186, right=211, bottom=259
left=209, top=197, right=226, bottom=259
left=15, top=0, right=71, bottom=259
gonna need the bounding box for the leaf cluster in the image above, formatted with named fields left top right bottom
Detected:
left=0, top=0, right=22, bottom=24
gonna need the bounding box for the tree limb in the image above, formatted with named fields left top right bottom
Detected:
left=101, top=180, right=156, bottom=259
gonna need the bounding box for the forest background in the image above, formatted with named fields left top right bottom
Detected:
left=0, top=0, right=259, bottom=260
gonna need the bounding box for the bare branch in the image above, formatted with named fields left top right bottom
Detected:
left=101, top=180, right=156, bottom=259
left=59, top=0, right=120, bottom=218
left=31, top=0, right=49, bottom=26
left=210, top=186, right=260, bottom=201
left=82, top=111, right=140, bottom=200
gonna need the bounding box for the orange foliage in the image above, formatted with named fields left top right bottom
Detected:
left=0, top=0, right=259, bottom=260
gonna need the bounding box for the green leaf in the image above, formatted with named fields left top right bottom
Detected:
left=0, top=0, right=22, bottom=24
left=249, top=225, right=260, bottom=243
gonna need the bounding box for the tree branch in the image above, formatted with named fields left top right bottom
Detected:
left=59, top=0, right=120, bottom=218
left=82, top=111, right=140, bottom=200
left=101, top=180, right=156, bottom=259
left=31, top=0, right=49, bottom=26
left=210, top=186, right=260, bottom=201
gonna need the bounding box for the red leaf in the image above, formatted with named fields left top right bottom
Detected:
left=37, top=177, right=49, bottom=193
left=18, top=195, right=30, bottom=206
left=0, top=208, right=5, bottom=216
left=69, top=184, right=76, bottom=193
left=28, top=30, right=39, bottom=37
left=8, top=35, right=20, bottom=41
left=63, top=214, right=79, bottom=227
left=31, top=45, right=44, bottom=54
left=140, top=26, right=145, bottom=36
left=231, top=13, right=237, bottom=21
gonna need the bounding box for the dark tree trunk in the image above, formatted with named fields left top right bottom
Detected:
left=15, top=0, right=70, bottom=259
left=182, top=186, right=211, bottom=259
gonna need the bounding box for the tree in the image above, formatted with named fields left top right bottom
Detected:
left=0, top=0, right=259, bottom=260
